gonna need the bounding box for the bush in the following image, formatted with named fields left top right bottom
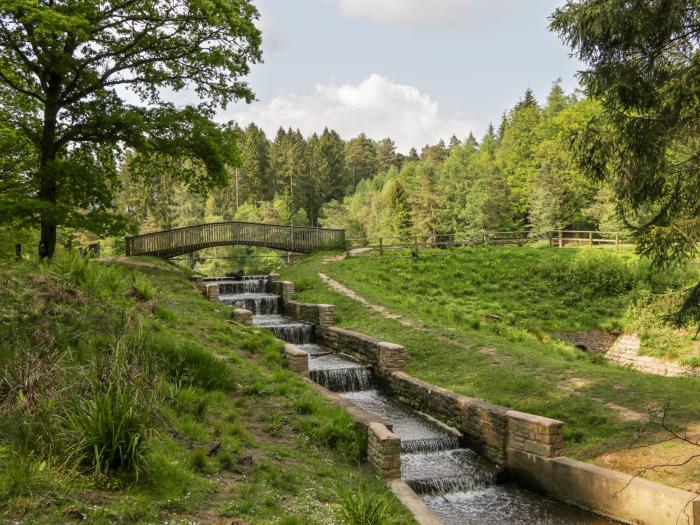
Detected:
left=565, top=251, right=636, bottom=296
left=334, top=479, right=391, bottom=525
left=65, top=386, right=152, bottom=482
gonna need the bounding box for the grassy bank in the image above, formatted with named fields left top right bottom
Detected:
left=279, top=247, right=700, bottom=490
left=0, top=253, right=415, bottom=524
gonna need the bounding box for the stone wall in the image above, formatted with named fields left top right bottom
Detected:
left=387, top=371, right=509, bottom=465
left=507, top=411, right=564, bottom=458
left=204, top=283, right=219, bottom=301
left=368, top=422, right=401, bottom=478
left=268, top=280, right=294, bottom=303
left=317, top=326, right=406, bottom=375
left=284, top=343, right=309, bottom=377
left=284, top=300, right=336, bottom=328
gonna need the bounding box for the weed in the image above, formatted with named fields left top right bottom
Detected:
left=334, top=479, right=392, bottom=525
left=65, top=385, right=151, bottom=482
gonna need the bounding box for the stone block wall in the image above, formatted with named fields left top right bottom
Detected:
left=204, top=283, right=219, bottom=301
left=506, top=411, right=564, bottom=458
left=189, top=275, right=204, bottom=292
left=268, top=280, right=294, bottom=303
left=284, top=300, right=336, bottom=328
left=232, top=308, right=253, bottom=325
left=387, top=371, right=508, bottom=465
left=368, top=422, right=401, bottom=478
left=284, top=343, right=309, bottom=377
left=317, top=326, right=406, bottom=376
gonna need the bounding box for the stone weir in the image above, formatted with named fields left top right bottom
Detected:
left=196, top=273, right=700, bottom=525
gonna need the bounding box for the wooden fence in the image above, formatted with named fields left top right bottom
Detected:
left=344, top=230, right=633, bottom=255
left=125, top=222, right=346, bottom=258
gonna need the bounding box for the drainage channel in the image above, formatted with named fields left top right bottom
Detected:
left=211, top=276, right=615, bottom=525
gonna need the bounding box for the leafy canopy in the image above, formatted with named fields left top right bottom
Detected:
left=0, top=0, right=261, bottom=242
left=551, top=0, right=700, bottom=325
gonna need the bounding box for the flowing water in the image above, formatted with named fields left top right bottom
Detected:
left=212, top=275, right=615, bottom=524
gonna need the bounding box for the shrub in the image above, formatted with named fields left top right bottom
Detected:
left=65, top=386, right=152, bottom=482
left=334, top=479, right=391, bottom=525
left=565, top=251, right=636, bottom=296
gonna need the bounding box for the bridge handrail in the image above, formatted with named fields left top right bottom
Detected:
left=125, top=221, right=345, bottom=258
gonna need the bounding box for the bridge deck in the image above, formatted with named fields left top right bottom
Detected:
left=125, top=222, right=345, bottom=258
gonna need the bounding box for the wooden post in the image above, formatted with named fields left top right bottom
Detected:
left=615, top=233, right=619, bottom=249
left=379, top=237, right=383, bottom=255
left=588, top=231, right=593, bottom=247
left=15, top=243, right=21, bottom=261
left=414, top=235, right=419, bottom=253
left=558, top=231, right=563, bottom=248
left=482, top=232, right=487, bottom=245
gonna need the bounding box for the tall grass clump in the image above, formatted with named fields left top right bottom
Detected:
left=334, top=480, right=391, bottom=525
left=65, top=385, right=152, bottom=482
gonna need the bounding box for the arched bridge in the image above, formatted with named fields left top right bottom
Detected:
left=125, top=222, right=346, bottom=258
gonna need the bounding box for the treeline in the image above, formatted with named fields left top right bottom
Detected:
left=117, top=126, right=410, bottom=232
left=116, top=81, right=623, bottom=240
left=319, top=83, right=624, bottom=239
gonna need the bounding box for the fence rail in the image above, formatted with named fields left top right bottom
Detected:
left=125, top=222, right=346, bottom=258
left=344, top=230, right=633, bottom=255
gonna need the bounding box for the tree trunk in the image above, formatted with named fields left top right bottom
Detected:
left=38, top=100, right=59, bottom=259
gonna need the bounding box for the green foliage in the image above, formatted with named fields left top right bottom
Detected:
left=551, top=0, right=700, bottom=326
left=565, top=250, right=635, bottom=296
left=334, top=480, right=392, bottom=525
left=147, top=332, right=235, bottom=390
left=65, top=385, right=152, bottom=482
left=0, top=0, right=262, bottom=255
left=0, top=256, right=417, bottom=523
left=0, top=451, right=56, bottom=501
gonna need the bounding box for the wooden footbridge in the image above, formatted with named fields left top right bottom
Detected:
left=125, top=222, right=346, bottom=258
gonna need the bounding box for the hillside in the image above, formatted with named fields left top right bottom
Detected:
left=280, top=246, right=700, bottom=491
left=0, top=253, right=415, bottom=524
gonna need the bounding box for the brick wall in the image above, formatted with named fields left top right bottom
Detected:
left=268, top=280, right=294, bottom=302
left=506, top=411, right=564, bottom=458
left=284, top=343, right=309, bottom=377
left=284, top=300, right=336, bottom=328
left=317, top=326, right=407, bottom=374
left=368, top=422, right=401, bottom=478
left=204, top=283, right=219, bottom=301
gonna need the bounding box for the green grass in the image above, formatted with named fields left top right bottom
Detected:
left=0, top=251, right=416, bottom=524
left=279, top=247, right=700, bottom=489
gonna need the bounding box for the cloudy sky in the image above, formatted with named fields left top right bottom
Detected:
left=222, top=0, right=581, bottom=152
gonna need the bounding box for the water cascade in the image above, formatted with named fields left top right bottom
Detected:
left=210, top=274, right=613, bottom=525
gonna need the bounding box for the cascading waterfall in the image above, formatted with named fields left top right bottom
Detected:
left=209, top=273, right=611, bottom=524
left=252, top=315, right=314, bottom=344
left=220, top=293, right=280, bottom=315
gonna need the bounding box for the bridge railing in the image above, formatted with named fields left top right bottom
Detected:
left=125, top=222, right=346, bottom=258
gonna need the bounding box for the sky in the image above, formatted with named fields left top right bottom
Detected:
left=220, top=0, right=582, bottom=152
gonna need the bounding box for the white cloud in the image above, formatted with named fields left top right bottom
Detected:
left=226, top=74, right=476, bottom=153
left=330, top=0, right=513, bottom=27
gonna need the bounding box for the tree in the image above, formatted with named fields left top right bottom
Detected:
left=346, top=133, right=378, bottom=189
left=377, top=138, right=398, bottom=172
left=528, top=164, right=565, bottom=237
left=0, top=0, right=261, bottom=257
left=552, top=0, right=700, bottom=325
left=240, top=124, right=272, bottom=204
